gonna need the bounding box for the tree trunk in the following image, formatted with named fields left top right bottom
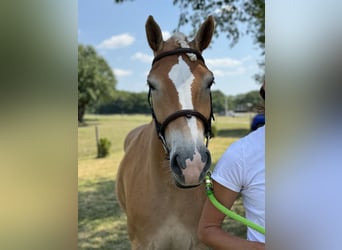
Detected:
left=78, top=104, right=86, bottom=123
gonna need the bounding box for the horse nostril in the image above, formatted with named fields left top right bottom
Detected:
left=170, top=154, right=184, bottom=176
left=176, top=154, right=186, bottom=169
left=201, top=149, right=211, bottom=165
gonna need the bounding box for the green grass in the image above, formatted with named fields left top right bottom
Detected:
left=78, top=113, right=253, bottom=249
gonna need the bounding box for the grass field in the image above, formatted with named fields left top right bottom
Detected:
left=78, top=113, right=253, bottom=249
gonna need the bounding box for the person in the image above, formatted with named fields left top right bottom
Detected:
left=198, top=82, right=265, bottom=250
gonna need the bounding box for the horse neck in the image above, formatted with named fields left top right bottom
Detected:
left=145, top=120, right=160, bottom=146
left=145, top=122, right=173, bottom=183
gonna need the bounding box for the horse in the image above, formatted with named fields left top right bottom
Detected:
left=116, top=15, right=215, bottom=249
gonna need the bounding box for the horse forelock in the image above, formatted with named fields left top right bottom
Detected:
left=170, top=32, right=197, bottom=61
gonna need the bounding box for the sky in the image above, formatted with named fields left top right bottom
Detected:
left=78, top=0, right=264, bottom=96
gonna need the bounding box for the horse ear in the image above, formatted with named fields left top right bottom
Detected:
left=145, top=15, right=163, bottom=52
left=192, top=15, right=215, bottom=51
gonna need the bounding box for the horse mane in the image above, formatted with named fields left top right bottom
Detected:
left=169, top=32, right=198, bottom=61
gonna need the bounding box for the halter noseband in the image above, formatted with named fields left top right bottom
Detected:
left=148, top=48, right=214, bottom=157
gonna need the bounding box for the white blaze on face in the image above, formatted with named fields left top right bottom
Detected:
left=168, top=56, right=199, bottom=141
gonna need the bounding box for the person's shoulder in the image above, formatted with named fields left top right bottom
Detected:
left=240, top=125, right=265, bottom=152
left=244, top=125, right=265, bottom=141
left=225, top=126, right=264, bottom=153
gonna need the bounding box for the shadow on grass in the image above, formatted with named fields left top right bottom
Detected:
left=222, top=197, right=247, bottom=239
left=78, top=119, right=100, bottom=127
left=217, top=128, right=250, bottom=138
left=78, top=177, right=246, bottom=249
left=78, top=179, right=130, bottom=250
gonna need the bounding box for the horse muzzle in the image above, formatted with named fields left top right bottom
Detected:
left=170, top=148, right=211, bottom=188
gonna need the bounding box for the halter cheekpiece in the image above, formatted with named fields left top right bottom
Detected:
left=148, top=48, right=214, bottom=157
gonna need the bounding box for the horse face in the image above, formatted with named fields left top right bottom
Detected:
left=146, top=15, right=215, bottom=188
left=167, top=66, right=213, bottom=188
left=148, top=57, right=213, bottom=187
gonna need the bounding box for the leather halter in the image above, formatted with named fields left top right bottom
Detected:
left=152, top=48, right=205, bottom=66
left=148, top=48, right=214, bottom=157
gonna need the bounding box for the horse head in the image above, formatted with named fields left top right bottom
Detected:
left=145, top=15, right=215, bottom=188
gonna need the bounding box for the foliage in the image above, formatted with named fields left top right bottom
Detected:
left=212, top=89, right=263, bottom=113
left=94, top=89, right=261, bottom=114
left=232, top=90, right=262, bottom=112
left=96, top=90, right=229, bottom=115
left=78, top=44, right=117, bottom=123
left=173, top=0, right=264, bottom=51
left=114, top=0, right=264, bottom=51
left=97, top=137, right=112, bottom=158
left=96, top=91, right=150, bottom=114
left=114, top=0, right=264, bottom=83
left=212, top=90, right=226, bottom=114
left=173, top=0, right=265, bottom=83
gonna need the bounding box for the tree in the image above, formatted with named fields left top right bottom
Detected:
left=211, top=90, right=226, bottom=114
left=78, top=44, right=117, bottom=123
left=115, top=0, right=265, bottom=82
left=114, top=0, right=264, bottom=51
left=233, top=90, right=262, bottom=112
left=173, top=0, right=265, bottom=82
left=173, top=0, right=264, bottom=51
left=95, top=91, right=151, bottom=114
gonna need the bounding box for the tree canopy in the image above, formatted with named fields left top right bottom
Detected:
left=115, top=0, right=264, bottom=82
left=114, top=0, right=264, bottom=52
left=173, top=0, right=264, bottom=52
left=78, top=44, right=117, bottom=123
left=95, top=89, right=262, bottom=115
left=173, top=0, right=265, bottom=82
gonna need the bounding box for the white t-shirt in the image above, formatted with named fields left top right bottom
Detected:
left=212, top=125, right=265, bottom=243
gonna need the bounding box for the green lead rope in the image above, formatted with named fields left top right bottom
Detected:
left=205, top=172, right=266, bottom=235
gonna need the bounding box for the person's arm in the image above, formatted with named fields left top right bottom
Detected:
left=198, top=180, right=265, bottom=250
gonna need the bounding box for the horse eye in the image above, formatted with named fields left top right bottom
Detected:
left=207, top=79, right=215, bottom=89
left=147, top=80, right=156, bottom=90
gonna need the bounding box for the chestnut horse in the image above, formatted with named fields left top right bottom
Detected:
left=116, top=15, right=215, bottom=249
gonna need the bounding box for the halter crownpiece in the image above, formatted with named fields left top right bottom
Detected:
left=151, top=48, right=205, bottom=66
